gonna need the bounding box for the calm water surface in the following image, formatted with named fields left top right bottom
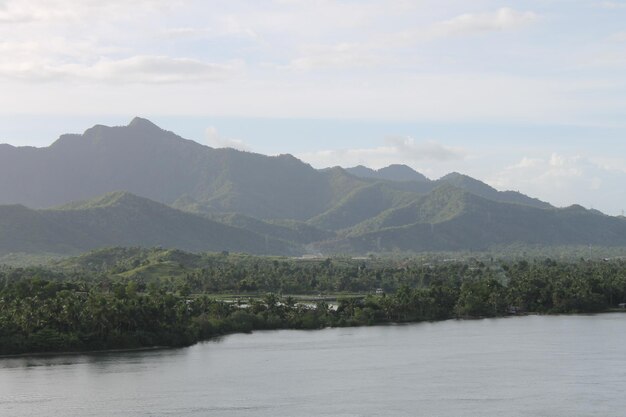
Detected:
left=1, top=314, right=626, bottom=417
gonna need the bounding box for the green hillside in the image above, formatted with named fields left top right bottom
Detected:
left=0, top=192, right=300, bottom=256
left=307, top=182, right=418, bottom=231
left=206, top=212, right=334, bottom=244
left=320, top=187, right=626, bottom=253
left=436, top=172, right=551, bottom=208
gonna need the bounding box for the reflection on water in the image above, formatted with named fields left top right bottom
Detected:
left=1, top=314, right=626, bottom=417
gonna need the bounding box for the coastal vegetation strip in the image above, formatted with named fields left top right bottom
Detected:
left=1, top=250, right=625, bottom=355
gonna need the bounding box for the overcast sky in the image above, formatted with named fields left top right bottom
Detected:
left=1, top=0, right=626, bottom=215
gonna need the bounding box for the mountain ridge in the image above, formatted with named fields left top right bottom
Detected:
left=1, top=117, right=622, bottom=257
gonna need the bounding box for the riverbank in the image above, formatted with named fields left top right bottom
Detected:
left=5, top=314, right=626, bottom=417
left=3, top=258, right=626, bottom=356
left=3, top=309, right=625, bottom=359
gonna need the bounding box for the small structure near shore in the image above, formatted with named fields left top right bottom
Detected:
left=507, top=305, right=526, bottom=315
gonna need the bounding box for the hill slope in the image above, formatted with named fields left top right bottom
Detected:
left=307, top=182, right=418, bottom=231
left=0, top=192, right=298, bottom=256
left=318, top=186, right=626, bottom=253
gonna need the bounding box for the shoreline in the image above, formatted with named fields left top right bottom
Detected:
left=3, top=310, right=624, bottom=360
left=0, top=345, right=171, bottom=359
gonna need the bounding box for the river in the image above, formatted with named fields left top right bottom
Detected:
left=1, top=314, right=625, bottom=416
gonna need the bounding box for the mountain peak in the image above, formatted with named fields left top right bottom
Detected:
left=378, top=164, right=429, bottom=182
left=441, top=172, right=468, bottom=181
left=128, top=117, right=161, bottom=130
left=346, top=164, right=428, bottom=182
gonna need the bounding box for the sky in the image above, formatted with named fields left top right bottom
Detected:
left=1, top=0, right=626, bottom=215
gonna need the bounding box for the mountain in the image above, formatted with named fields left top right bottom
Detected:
left=318, top=185, right=626, bottom=253
left=0, top=118, right=364, bottom=220
left=0, top=192, right=298, bottom=256
left=435, top=172, right=551, bottom=209
left=346, top=164, right=429, bottom=182
left=0, top=118, right=549, bottom=221
left=346, top=165, right=550, bottom=209
left=2, top=117, right=623, bottom=257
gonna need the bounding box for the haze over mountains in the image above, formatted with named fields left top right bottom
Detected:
left=1, top=117, right=625, bottom=256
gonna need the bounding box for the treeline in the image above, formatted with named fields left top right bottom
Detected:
left=1, top=256, right=626, bottom=355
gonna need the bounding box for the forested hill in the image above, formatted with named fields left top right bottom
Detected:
left=0, top=192, right=297, bottom=256
left=319, top=185, right=626, bottom=253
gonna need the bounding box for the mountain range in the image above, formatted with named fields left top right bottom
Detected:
left=1, top=117, right=625, bottom=256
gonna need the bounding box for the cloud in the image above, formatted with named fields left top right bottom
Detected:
left=0, top=1, right=623, bottom=129
left=0, top=1, right=73, bottom=23
left=297, top=138, right=466, bottom=170
left=608, top=31, right=626, bottom=42
left=598, top=1, right=626, bottom=9
left=82, top=56, right=241, bottom=83
left=0, top=0, right=179, bottom=24
left=161, top=27, right=213, bottom=39
left=0, top=55, right=242, bottom=83
left=489, top=153, right=626, bottom=215
left=204, top=126, right=251, bottom=151
left=284, top=8, right=540, bottom=70
left=584, top=52, right=626, bottom=69
left=286, top=43, right=380, bottom=70
left=0, top=1, right=243, bottom=84
left=429, top=8, right=540, bottom=38
left=161, top=18, right=258, bottom=40
left=389, top=7, right=540, bottom=45
left=384, top=137, right=466, bottom=161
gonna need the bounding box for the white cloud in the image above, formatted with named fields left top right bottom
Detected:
left=0, top=0, right=73, bottom=23
left=429, top=8, right=540, bottom=38
left=598, top=1, right=626, bottom=10
left=385, top=137, right=466, bottom=161
left=241, top=0, right=410, bottom=35
left=298, top=138, right=466, bottom=170
left=286, top=43, right=380, bottom=70
left=608, top=31, right=626, bottom=42
left=204, top=126, right=251, bottom=151
left=82, top=56, right=242, bottom=83
left=388, top=7, right=540, bottom=45
left=0, top=55, right=242, bottom=83
left=489, top=153, right=626, bottom=215
left=161, top=18, right=258, bottom=40
left=284, top=8, right=540, bottom=70
left=162, top=27, right=213, bottom=39
left=585, top=52, right=626, bottom=69
left=0, top=1, right=241, bottom=84
left=0, top=1, right=624, bottom=130
left=0, top=0, right=181, bottom=23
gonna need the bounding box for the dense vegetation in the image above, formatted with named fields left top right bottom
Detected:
left=1, top=249, right=625, bottom=355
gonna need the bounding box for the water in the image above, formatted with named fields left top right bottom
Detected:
left=2, top=314, right=626, bottom=417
